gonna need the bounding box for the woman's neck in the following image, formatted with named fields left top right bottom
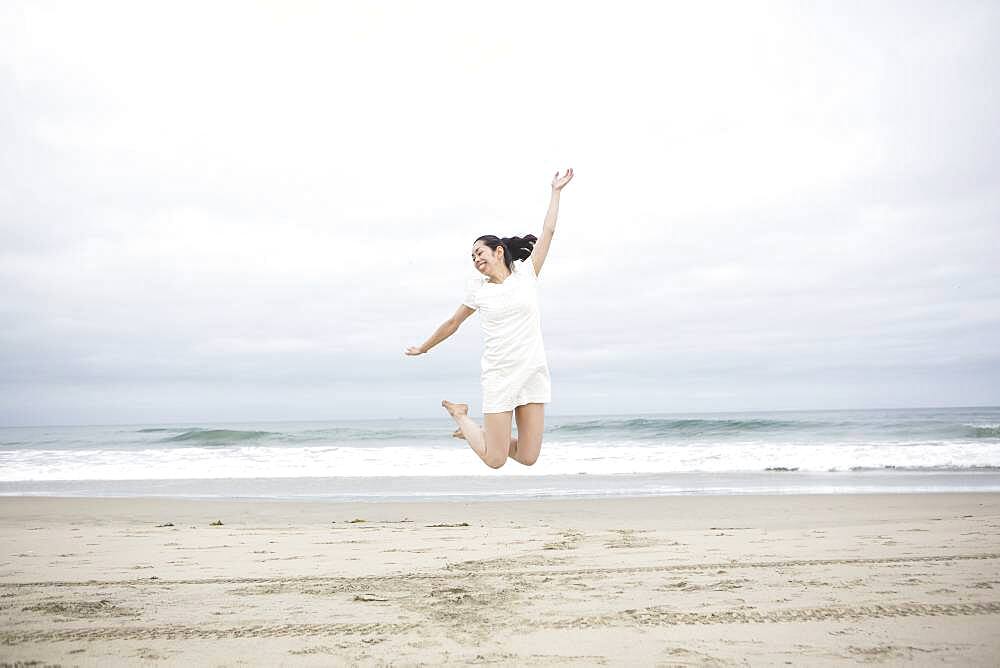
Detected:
left=488, top=265, right=512, bottom=284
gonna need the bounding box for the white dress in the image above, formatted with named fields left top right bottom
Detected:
left=462, top=258, right=551, bottom=414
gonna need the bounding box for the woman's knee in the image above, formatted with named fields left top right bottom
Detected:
left=512, top=433, right=542, bottom=466
left=484, top=453, right=507, bottom=469
left=483, top=411, right=512, bottom=469
left=517, top=444, right=540, bottom=466
left=484, top=434, right=509, bottom=468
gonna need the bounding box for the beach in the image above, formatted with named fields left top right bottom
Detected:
left=2, top=493, right=999, bottom=665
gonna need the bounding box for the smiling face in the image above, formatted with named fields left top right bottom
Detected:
left=471, top=240, right=503, bottom=276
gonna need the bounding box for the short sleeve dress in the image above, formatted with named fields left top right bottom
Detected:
left=462, top=258, right=552, bottom=414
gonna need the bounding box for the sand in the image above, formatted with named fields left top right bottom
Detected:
left=2, top=493, right=999, bottom=666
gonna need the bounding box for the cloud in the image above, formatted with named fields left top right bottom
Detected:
left=1, top=1, right=999, bottom=424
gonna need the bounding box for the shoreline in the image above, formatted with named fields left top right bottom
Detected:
left=4, top=469, right=1000, bottom=503
left=3, top=493, right=1000, bottom=664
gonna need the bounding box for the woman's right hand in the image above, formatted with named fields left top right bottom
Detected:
left=404, top=346, right=425, bottom=356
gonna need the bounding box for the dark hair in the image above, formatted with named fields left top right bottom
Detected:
left=474, top=234, right=537, bottom=272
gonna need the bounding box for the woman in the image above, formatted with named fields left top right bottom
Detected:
left=405, top=168, right=574, bottom=468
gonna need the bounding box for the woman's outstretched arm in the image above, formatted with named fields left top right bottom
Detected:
left=532, top=168, right=574, bottom=276
left=405, top=305, right=476, bottom=356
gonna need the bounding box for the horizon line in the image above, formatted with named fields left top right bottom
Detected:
left=2, top=403, right=998, bottom=429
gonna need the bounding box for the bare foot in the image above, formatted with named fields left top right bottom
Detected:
left=441, top=400, right=469, bottom=419
left=451, top=428, right=466, bottom=440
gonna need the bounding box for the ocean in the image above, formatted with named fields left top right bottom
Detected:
left=2, top=406, right=999, bottom=501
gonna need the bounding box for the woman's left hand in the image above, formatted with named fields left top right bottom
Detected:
left=551, top=168, right=574, bottom=191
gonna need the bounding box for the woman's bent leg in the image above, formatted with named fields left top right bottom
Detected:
left=442, top=400, right=512, bottom=469
left=510, top=403, right=544, bottom=466
left=481, top=412, right=513, bottom=468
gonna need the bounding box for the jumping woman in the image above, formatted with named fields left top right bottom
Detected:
left=405, top=168, right=574, bottom=468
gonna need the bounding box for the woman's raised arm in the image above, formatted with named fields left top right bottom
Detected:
left=532, top=168, right=574, bottom=276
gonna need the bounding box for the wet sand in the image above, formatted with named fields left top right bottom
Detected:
left=2, top=493, right=1000, bottom=665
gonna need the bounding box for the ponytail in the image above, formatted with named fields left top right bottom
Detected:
left=475, top=234, right=537, bottom=271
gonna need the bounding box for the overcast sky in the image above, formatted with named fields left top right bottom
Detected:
left=2, top=1, right=998, bottom=426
